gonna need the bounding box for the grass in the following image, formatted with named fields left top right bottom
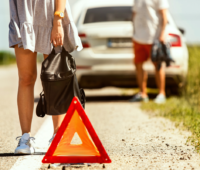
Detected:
left=142, top=46, right=200, bottom=151
left=0, top=51, right=45, bottom=66
left=0, top=51, right=16, bottom=65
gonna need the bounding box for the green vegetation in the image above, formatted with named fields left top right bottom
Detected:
left=142, top=46, right=200, bottom=151
left=0, top=51, right=16, bottom=65
left=0, top=51, right=44, bottom=65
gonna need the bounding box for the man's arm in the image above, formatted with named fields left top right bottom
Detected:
left=159, top=9, right=168, bottom=43
left=132, top=12, right=135, bottom=36
left=132, top=12, right=135, bottom=22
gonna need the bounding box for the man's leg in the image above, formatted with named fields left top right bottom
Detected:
left=153, top=63, right=166, bottom=96
left=135, top=63, right=148, bottom=97
left=130, top=41, right=149, bottom=102
left=134, top=41, right=149, bottom=97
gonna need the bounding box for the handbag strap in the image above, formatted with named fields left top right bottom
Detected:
left=62, top=48, right=77, bottom=71
left=40, top=91, right=46, bottom=114
left=45, top=46, right=77, bottom=71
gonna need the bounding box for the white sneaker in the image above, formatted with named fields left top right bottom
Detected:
left=14, top=133, right=35, bottom=154
left=129, top=93, right=149, bottom=102
left=49, top=134, right=56, bottom=146
left=154, top=94, right=166, bottom=104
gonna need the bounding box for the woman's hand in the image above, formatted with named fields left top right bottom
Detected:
left=51, top=17, right=64, bottom=47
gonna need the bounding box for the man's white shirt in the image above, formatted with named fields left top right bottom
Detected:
left=133, top=0, right=169, bottom=44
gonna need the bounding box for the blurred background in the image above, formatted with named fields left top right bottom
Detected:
left=1, top=0, right=200, bottom=159
left=1, top=0, right=200, bottom=51
left=0, top=0, right=200, bottom=97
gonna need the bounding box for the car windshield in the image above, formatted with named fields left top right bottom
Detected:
left=84, top=6, right=132, bottom=24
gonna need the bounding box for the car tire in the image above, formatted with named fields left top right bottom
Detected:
left=167, top=83, right=187, bottom=97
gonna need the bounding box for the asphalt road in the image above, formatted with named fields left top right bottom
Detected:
left=0, top=65, right=46, bottom=170
left=0, top=65, right=200, bottom=170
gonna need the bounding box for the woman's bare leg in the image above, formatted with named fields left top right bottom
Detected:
left=52, top=115, right=66, bottom=134
left=43, top=54, right=65, bottom=135
left=15, top=46, right=37, bottom=135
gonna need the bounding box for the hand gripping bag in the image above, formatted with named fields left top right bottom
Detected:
left=36, top=48, right=86, bottom=117
left=151, top=40, right=174, bottom=70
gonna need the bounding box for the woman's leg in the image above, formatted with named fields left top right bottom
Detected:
left=43, top=54, right=65, bottom=135
left=15, top=46, right=37, bottom=135
left=52, top=115, right=66, bottom=134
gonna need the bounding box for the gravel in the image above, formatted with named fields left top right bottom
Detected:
left=41, top=102, right=200, bottom=170
left=0, top=65, right=46, bottom=170
left=1, top=65, right=200, bottom=170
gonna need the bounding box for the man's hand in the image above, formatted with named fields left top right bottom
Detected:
left=132, top=12, right=135, bottom=22
left=159, top=33, right=166, bottom=43
left=51, top=17, right=64, bottom=47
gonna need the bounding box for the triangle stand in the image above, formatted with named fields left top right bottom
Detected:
left=42, top=97, right=111, bottom=164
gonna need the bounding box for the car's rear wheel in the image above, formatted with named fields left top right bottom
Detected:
left=166, top=83, right=187, bottom=97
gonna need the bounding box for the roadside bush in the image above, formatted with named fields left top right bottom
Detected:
left=142, top=46, right=200, bottom=152
left=0, top=51, right=44, bottom=66
left=0, top=51, right=16, bottom=65
left=186, top=46, right=200, bottom=111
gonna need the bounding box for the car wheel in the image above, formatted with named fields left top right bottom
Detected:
left=167, top=84, right=187, bottom=97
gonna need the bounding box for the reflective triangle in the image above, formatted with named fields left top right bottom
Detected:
left=70, top=132, right=82, bottom=145
left=42, top=97, right=111, bottom=164
left=53, top=111, right=100, bottom=156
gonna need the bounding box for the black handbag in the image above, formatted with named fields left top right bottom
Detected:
left=36, top=48, right=86, bottom=117
left=151, top=41, right=174, bottom=70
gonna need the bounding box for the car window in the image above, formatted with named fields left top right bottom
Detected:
left=84, top=7, right=132, bottom=24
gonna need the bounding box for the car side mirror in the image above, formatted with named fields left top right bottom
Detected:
left=178, top=28, right=185, bottom=35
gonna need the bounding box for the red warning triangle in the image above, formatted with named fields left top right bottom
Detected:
left=42, top=97, right=111, bottom=164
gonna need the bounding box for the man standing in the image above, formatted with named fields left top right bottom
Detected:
left=130, top=0, right=169, bottom=103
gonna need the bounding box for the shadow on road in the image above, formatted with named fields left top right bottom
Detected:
left=86, top=95, right=133, bottom=102
left=34, top=93, right=157, bottom=103
left=0, top=152, right=46, bottom=157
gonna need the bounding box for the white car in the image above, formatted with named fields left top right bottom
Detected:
left=72, top=0, right=188, bottom=94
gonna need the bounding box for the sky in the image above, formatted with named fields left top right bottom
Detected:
left=0, top=0, right=200, bottom=51
left=168, top=0, right=200, bottom=44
